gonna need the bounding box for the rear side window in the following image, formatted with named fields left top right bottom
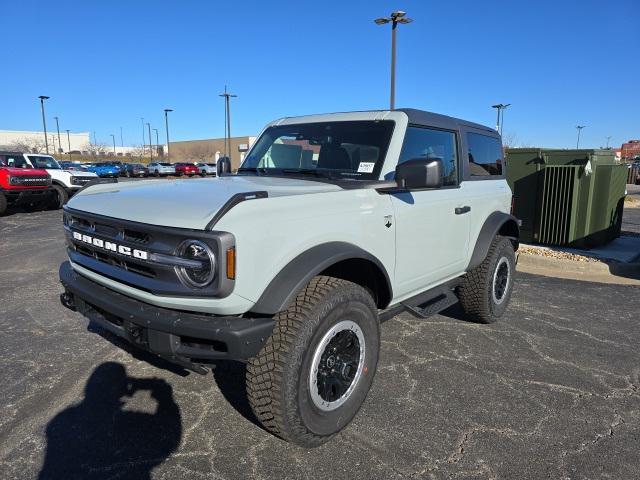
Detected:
left=1, top=154, right=30, bottom=168
left=467, top=133, right=503, bottom=176
left=398, top=126, right=458, bottom=186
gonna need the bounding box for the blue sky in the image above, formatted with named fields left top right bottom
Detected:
left=1, top=0, right=638, bottom=148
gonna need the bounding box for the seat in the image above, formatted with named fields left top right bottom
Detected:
left=317, top=144, right=351, bottom=170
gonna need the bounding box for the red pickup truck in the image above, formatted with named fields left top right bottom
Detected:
left=0, top=154, right=54, bottom=215
left=174, top=163, right=199, bottom=177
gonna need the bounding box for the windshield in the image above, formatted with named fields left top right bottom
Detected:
left=159, top=163, right=172, bottom=166
left=239, top=120, right=395, bottom=180
left=28, top=155, right=61, bottom=169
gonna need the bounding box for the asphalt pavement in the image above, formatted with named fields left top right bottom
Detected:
left=1, top=208, right=639, bottom=480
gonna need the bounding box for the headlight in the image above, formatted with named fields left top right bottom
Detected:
left=175, top=240, right=216, bottom=288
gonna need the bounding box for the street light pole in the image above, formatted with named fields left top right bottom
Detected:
left=219, top=86, right=238, bottom=163
left=491, top=104, right=511, bottom=136
left=141, top=117, right=146, bottom=156
left=153, top=128, right=159, bottom=155
left=164, top=109, right=173, bottom=160
left=605, top=136, right=612, bottom=149
left=120, top=126, right=124, bottom=147
left=54, top=116, right=62, bottom=154
left=110, top=134, right=116, bottom=155
left=576, top=125, right=586, bottom=149
left=65, top=129, right=72, bottom=162
left=374, top=11, right=413, bottom=110
left=38, top=96, right=50, bottom=154
left=146, top=123, right=153, bottom=161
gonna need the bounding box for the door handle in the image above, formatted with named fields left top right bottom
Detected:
left=455, top=206, right=471, bottom=215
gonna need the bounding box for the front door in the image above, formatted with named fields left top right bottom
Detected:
left=390, top=126, right=471, bottom=299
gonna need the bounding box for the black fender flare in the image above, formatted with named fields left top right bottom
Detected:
left=251, top=242, right=392, bottom=314
left=467, top=212, right=520, bottom=270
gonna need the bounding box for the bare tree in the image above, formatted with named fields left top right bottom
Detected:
left=184, top=144, right=215, bottom=162
left=83, top=142, right=108, bottom=156
left=501, top=132, right=519, bottom=149
left=9, top=137, right=47, bottom=153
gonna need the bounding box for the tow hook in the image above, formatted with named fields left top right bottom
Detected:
left=60, top=291, right=76, bottom=311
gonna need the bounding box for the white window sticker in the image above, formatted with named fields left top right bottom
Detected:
left=357, top=162, right=375, bottom=173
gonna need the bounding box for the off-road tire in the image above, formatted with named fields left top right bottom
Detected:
left=457, top=235, right=515, bottom=324
left=49, top=185, right=69, bottom=209
left=246, top=276, right=380, bottom=447
left=0, top=193, right=7, bottom=215
left=154, top=170, right=160, bottom=177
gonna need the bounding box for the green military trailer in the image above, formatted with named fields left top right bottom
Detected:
left=505, top=148, right=626, bottom=247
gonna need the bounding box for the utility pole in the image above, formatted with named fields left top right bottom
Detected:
left=219, top=86, right=237, bottom=163
left=65, top=129, right=72, bottom=162
left=576, top=125, right=586, bottom=149
left=491, top=104, right=511, bottom=136
left=38, top=96, right=50, bottom=154
left=53, top=116, right=62, bottom=154
left=153, top=128, right=159, bottom=155
left=146, top=122, right=153, bottom=161
left=164, top=109, right=173, bottom=160
left=374, top=11, right=413, bottom=110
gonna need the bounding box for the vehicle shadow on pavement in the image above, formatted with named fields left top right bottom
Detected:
left=38, top=362, right=182, bottom=480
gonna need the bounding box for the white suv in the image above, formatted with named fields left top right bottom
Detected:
left=19, top=154, right=98, bottom=207
left=59, top=109, right=519, bottom=447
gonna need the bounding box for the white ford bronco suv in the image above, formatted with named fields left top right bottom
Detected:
left=59, top=109, right=519, bottom=446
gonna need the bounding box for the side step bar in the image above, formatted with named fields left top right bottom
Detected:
left=379, top=279, right=460, bottom=322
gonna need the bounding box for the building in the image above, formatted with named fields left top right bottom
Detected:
left=169, top=136, right=256, bottom=170
left=0, top=130, right=90, bottom=153
left=621, top=140, right=640, bottom=160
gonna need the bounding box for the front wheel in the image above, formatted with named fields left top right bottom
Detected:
left=457, top=235, right=515, bottom=324
left=246, top=276, right=380, bottom=447
left=0, top=193, right=7, bottom=215
left=49, top=185, right=69, bottom=209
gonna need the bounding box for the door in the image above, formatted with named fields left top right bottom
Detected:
left=391, top=126, right=471, bottom=299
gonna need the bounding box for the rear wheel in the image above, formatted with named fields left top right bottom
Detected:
left=154, top=170, right=160, bottom=177
left=457, top=235, right=515, bottom=324
left=246, top=276, right=380, bottom=447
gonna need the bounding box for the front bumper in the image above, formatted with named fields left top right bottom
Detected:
left=59, top=261, right=274, bottom=372
left=2, top=187, right=55, bottom=205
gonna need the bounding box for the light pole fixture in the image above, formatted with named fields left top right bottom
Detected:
left=110, top=134, right=116, bottom=155
left=605, top=136, right=612, bottom=149
left=219, top=86, right=237, bottom=162
left=374, top=10, right=413, bottom=110
left=53, top=116, right=62, bottom=154
left=164, top=109, right=173, bottom=160
left=38, top=96, right=50, bottom=154
left=146, top=122, right=153, bottom=161
left=65, top=129, right=72, bottom=161
left=576, top=125, right=586, bottom=149
left=491, top=103, right=511, bottom=136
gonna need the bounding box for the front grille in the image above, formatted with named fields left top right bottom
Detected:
left=72, top=176, right=95, bottom=185
left=74, top=244, right=157, bottom=278
left=10, top=176, right=51, bottom=186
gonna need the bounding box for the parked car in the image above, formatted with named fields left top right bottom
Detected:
left=81, top=163, right=120, bottom=178
left=174, top=162, right=199, bottom=177
left=147, top=162, right=176, bottom=177
left=123, top=163, right=149, bottom=178
left=196, top=162, right=217, bottom=176
left=59, top=108, right=519, bottom=447
left=59, top=161, right=84, bottom=171
left=16, top=153, right=99, bottom=207
left=0, top=153, right=54, bottom=214
left=103, top=161, right=126, bottom=176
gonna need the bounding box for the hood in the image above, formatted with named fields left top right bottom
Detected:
left=0, top=166, right=50, bottom=177
left=66, top=175, right=342, bottom=229
left=68, top=170, right=98, bottom=177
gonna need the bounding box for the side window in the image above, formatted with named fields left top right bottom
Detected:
left=467, top=132, right=503, bottom=176
left=5, top=155, right=29, bottom=168
left=397, top=126, right=458, bottom=186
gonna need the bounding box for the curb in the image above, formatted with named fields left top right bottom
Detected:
left=516, top=252, right=640, bottom=285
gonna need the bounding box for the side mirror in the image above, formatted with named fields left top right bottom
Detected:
left=217, top=156, right=231, bottom=176
left=395, top=158, right=443, bottom=190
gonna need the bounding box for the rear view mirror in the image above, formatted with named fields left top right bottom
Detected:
left=217, top=156, right=231, bottom=176
left=395, top=158, right=443, bottom=190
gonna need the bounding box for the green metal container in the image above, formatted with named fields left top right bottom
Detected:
left=505, top=148, right=626, bottom=247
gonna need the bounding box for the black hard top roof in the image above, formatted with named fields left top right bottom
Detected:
left=397, top=108, right=498, bottom=136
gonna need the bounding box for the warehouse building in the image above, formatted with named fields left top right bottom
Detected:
left=169, top=136, right=256, bottom=171
left=0, top=130, right=90, bottom=153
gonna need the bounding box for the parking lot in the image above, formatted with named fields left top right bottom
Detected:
left=0, top=207, right=637, bottom=480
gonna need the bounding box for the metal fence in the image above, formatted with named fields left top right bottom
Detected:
left=627, top=165, right=640, bottom=185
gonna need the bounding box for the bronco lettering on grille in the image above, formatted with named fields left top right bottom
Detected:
left=72, top=231, right=149, bottom=260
